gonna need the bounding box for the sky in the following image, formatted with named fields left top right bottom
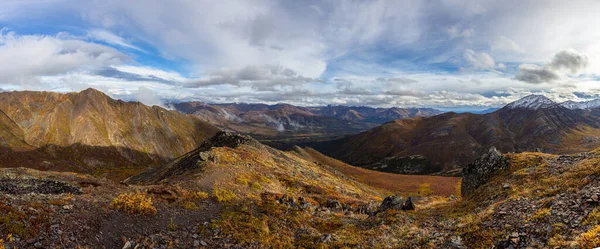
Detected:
left=1, top=0, right=600, bottom=111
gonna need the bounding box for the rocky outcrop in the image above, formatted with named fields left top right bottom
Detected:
left=196, top=131, right=258, bottom=151
left=124, top=132, right=261, bottom=184
left=376, top=196, right=415, bottom=213
left=461, top=147, right=510, bottom=196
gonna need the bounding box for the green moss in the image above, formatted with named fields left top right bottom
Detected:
left=251, top=182, right=262, bottom=191
left=0, top=202, right=49, bottom=239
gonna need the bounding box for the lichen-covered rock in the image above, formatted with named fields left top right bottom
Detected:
left=402, top=197, right=415, bottom=210
left=461, top=147, right=510, bottom=196
left=377, top=196, right=404, bottom=213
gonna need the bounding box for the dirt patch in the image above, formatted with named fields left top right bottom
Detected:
left=0, top=178, right=83, bottom=195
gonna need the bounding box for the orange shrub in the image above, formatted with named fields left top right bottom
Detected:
left=109, top=191, right=157, bottom=215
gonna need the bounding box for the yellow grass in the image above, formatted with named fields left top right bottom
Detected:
left=109, top=191, right=157, bottom=215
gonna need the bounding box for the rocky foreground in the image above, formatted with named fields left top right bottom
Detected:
left=1, top=134, right=600, bottom=248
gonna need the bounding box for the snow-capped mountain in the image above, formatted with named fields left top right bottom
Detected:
left=503, top=95, right=558, bottom=110
left=560, top=99, right=600, bottom=110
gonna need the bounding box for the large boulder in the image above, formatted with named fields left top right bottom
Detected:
left=376, top=196, right=415, bottom=213
left=461, top=147, right=510, bottom=196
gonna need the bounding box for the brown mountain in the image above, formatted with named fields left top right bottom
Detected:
left=312, top=95, right=600, bottom=175
left=0, top=88, right=219, bottom=179
left=0, top=109, right=31, bottom=150
left=172, top=102, right=442, bottom=148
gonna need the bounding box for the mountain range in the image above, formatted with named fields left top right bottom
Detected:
left=0, top=88, right=218, bottom=179
left=3, top=89, right=600, bottom=248
left=172, top=102, right=442, bottom=148
left=311, top=95, right=600, bottom=175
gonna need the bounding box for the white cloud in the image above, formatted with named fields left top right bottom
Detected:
left=448, top=25, right=474, bottom=39
left=2, top=1, right=600, bottom=109
left=0, top=29, right=127, bottom=87
left=463, top=49, right=505, bottom=71
left=464, top=49, right=496, bottom=70
left=134, top=86, right=164, bottom=107
left=186, top=65, right=320, bottom=91
left=87, top=29, right=145, bottom=52
left=491, top=36, right=525, bottom=53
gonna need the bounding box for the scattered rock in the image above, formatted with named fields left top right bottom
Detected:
left=402, top=197, right=415, bottom=211
left=0, top=178, right=82, bottom=195
left=325, top=199, right=343, bottom=210
left=356, top=201, right=378, bottom=215
left=449, top=236, right=465, bottom=248
left=377, top=196, right=404, bottom=213
left=198, top=152, right=211, bottom=161
left=376, top=196, right=416, bottom=213
left=122, top=241, right=133, bottom=249
left=320, top=234, right=332, bottom=243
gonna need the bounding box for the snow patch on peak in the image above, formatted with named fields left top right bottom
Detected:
left=505, top=95, right=557, bottom=110
left=560, top=99, right=600, bottom=110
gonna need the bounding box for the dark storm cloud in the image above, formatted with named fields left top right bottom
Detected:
left=548, top=50, right=588, bottom=73
left=515, top=65, right=560, bottom=84
left=515, top=50, right=588, bottom=84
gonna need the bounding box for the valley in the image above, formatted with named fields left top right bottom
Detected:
left=172, top=101, right=442, bottom=149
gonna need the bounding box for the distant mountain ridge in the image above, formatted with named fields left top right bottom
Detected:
left=561, top=98, right=600, bottom=110
left=312, top=94, right=600, bottom=175
left=172, top=102, right=442, bottom=146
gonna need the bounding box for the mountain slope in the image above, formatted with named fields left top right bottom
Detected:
left=0, top=109, right=31, bottom=150
left=125, top=131, right=384, bottom=203
left=0, top=88, right=219, bottom=178
left=172, top=102, right=442, bottom=148
left=313, top=95, right=600, bottom=174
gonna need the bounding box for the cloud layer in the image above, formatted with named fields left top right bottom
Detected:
left=516, top=50, right=589, bottom=84
left=0, top=0, right=600, bottom=110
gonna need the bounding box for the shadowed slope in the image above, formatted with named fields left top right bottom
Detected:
left=313, top=96, right=600, bottom=174
left=293, top=146, right=460, bottom=196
